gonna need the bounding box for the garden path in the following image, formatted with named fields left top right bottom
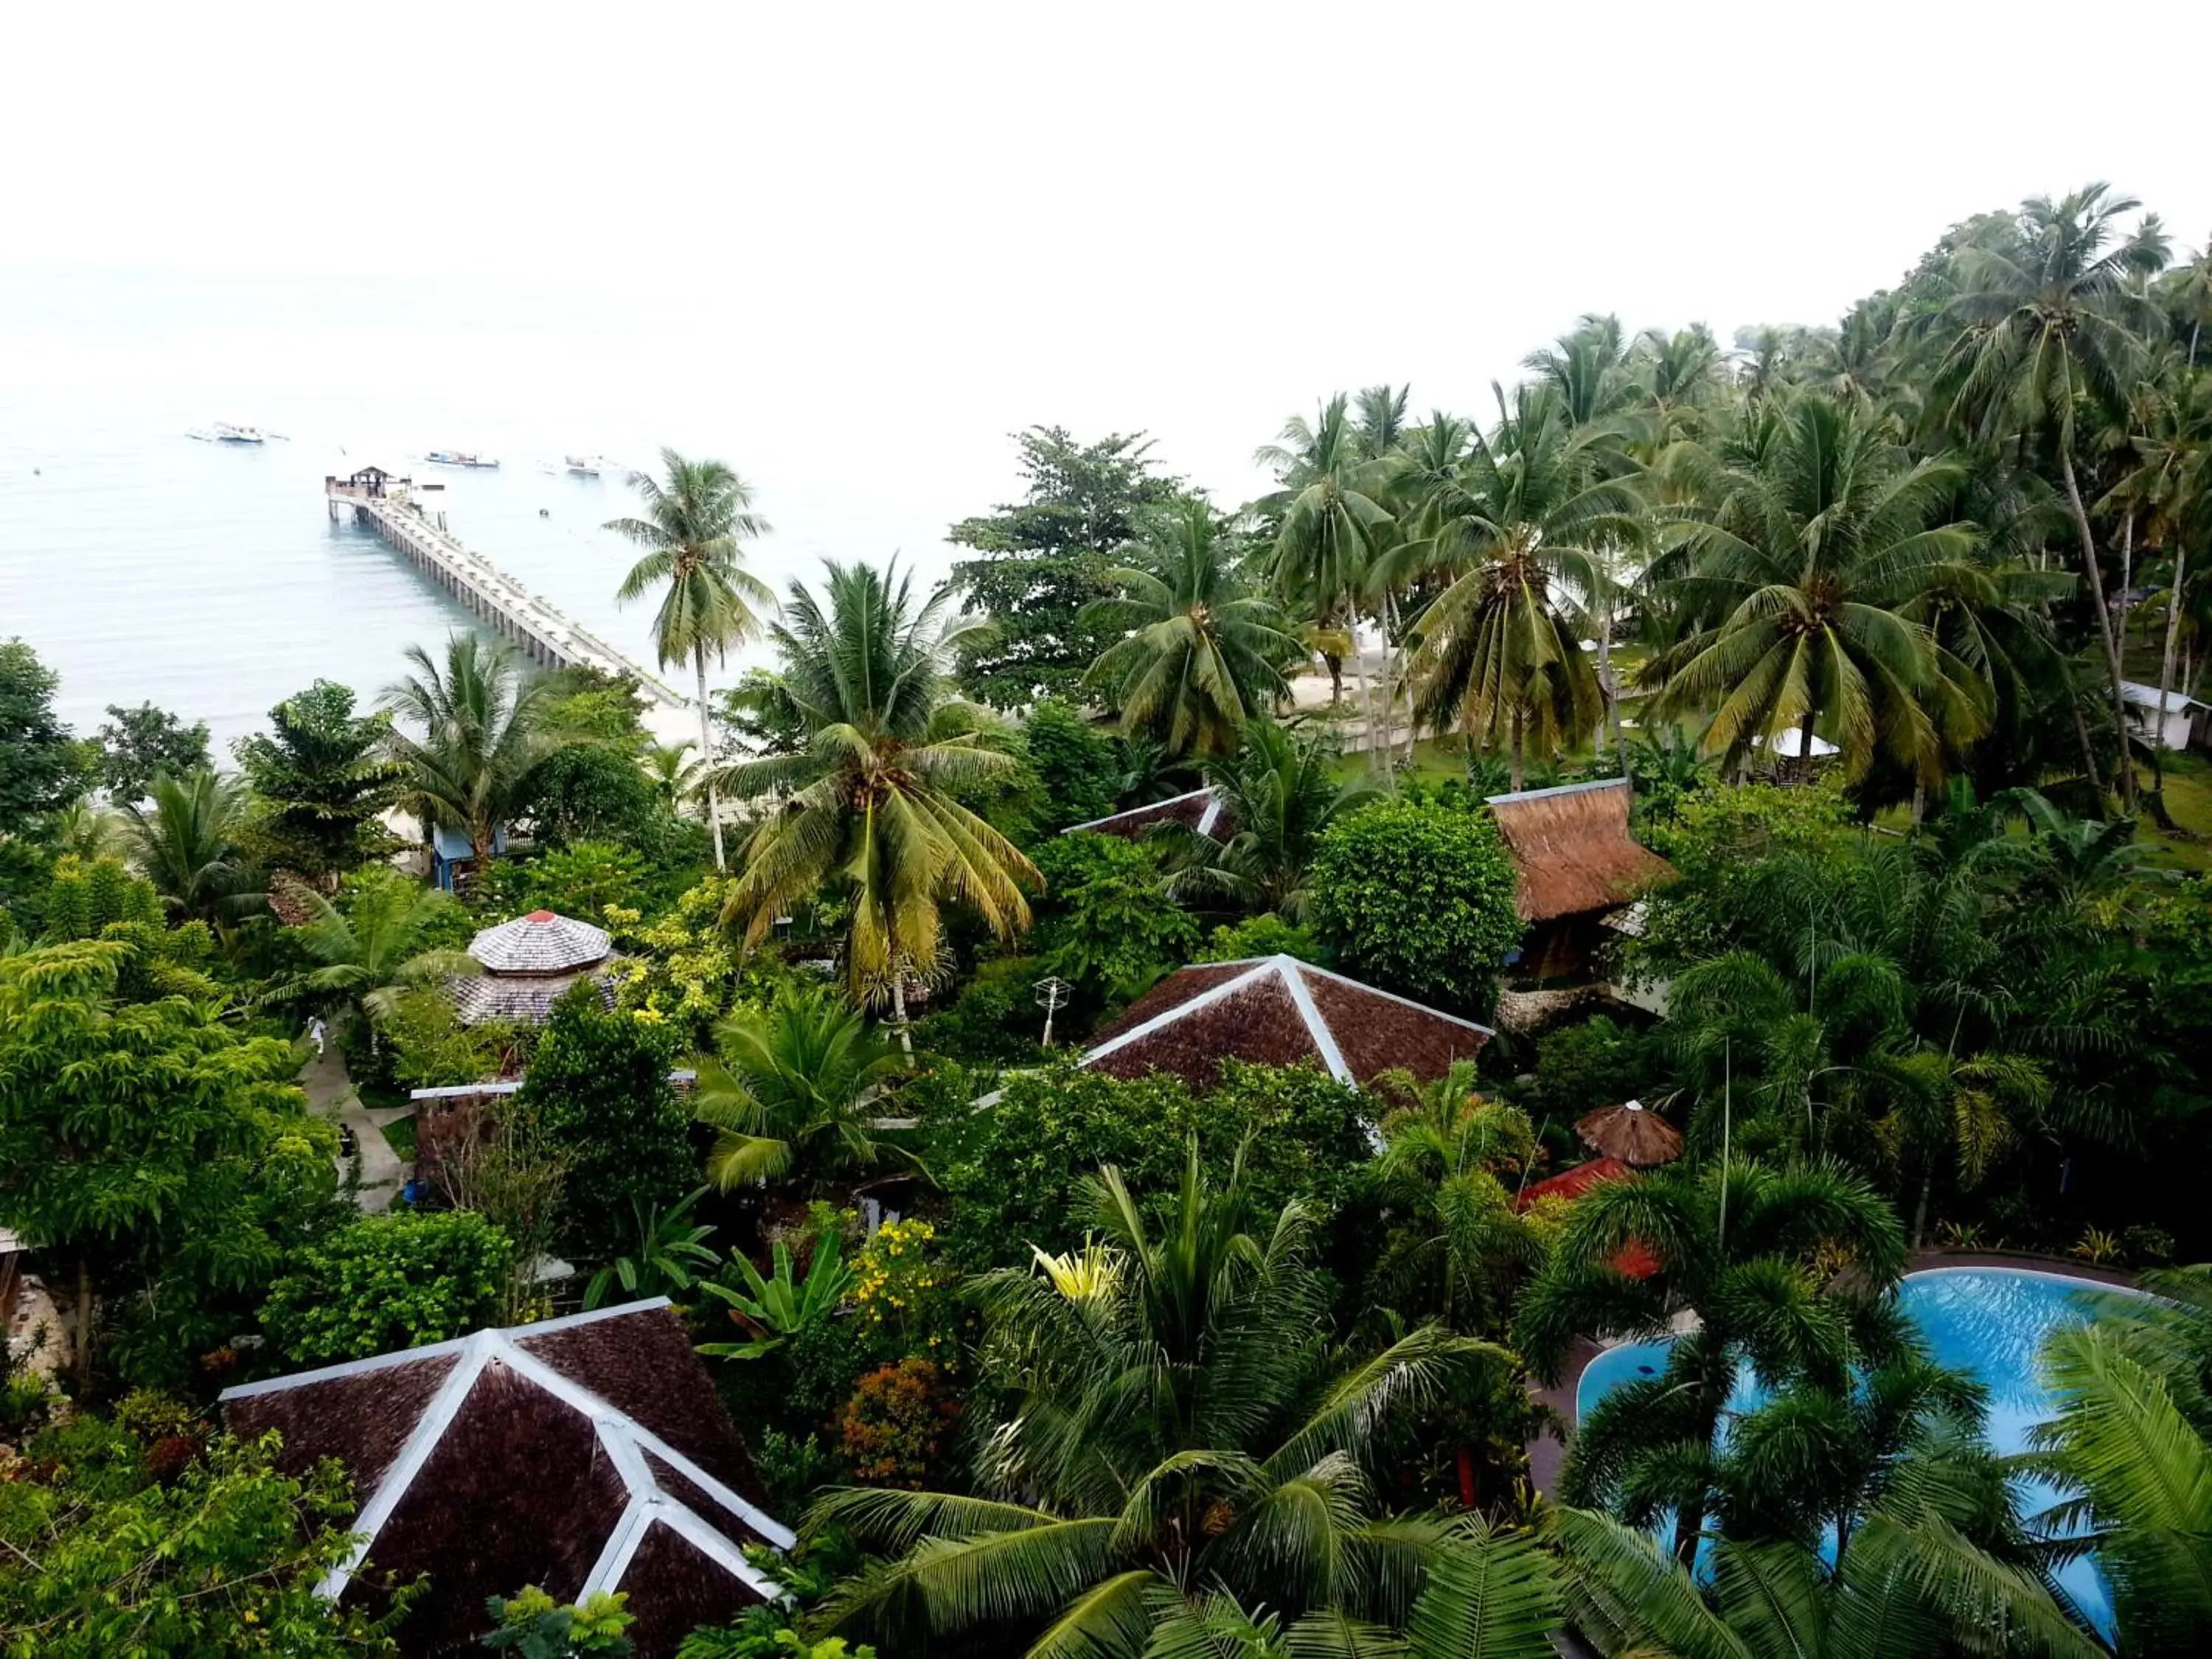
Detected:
left=298, top=1037, right=404, bottom=1214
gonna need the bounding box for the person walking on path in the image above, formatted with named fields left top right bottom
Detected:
left=307, top=1016, right=327, bottom=1057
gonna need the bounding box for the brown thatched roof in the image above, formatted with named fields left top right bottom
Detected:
left=1485, top=779, right=1673, bottom=923
left=1575, top=1100, right=1683, bottom=1167
left=1082, top=956, right=1492, bottom=1091
left=220, top=1301, right=790, bottom=1657
left=1062, top=786, right=1232, bottom=842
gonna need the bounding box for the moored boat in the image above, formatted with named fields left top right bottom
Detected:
left=425, top=451, right=500, bottom=468
left=563, top=454, right=601, bottom=477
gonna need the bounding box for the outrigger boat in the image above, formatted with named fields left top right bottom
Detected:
left=189, top=421, right=267, bottom=444
left=563, top=454, right=602, bottom=477
left=425, top=451, right=500, bottom=468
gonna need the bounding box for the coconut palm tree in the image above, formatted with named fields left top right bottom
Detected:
left=1082, top=504, right=1298, bottom=759
left=1648, top=392, right=1991, bottom=789
left=1259, top=394, right=1397, bottom=734
left=1399, top=383, right=1643, bottom=787
left=2032, top=1263, right=2212, bottom=1655
left=289, top=879, right=479, bottom=1040
left=807, top=1146, right=1509, bottom=1655
left=692, top=985, right=911, bottom=1189
left=122, top=767, right=261, bottom=926
left=1157, top=718, right=1373, bottom=919
left=607, top=449, right=776, bottom=870
left=715, top=560, right=1039, bottom=1044
left=382, top=634, right=563, bottom=869
left=1935, top=184, right=2171, bottom=810
left=637, top=739, right=700, bottom=808
left=1516, top=1158, right=1908, bottom=1565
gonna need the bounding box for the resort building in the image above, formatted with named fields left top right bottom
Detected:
left=1060, top=785, right=1233, bottom=841
left=2119, top=679, right=2208, bottom=751
left=1484, top=779, right=1673, bottom=985
left=451, top=908, right=620, bottom=1026
left=219, top=1300, right=790, bottom=1658
left=1075, top=953, right=1492, bottom=1091
left=430, top=823, right=507, bottom=892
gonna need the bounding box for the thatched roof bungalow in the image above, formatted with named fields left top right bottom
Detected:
left=1062, top=785, right=1232, bottom=842
left=1079, top=954, right=1492, bottom=1091
left=220, top=1301, right=790, bottom=1657
left=450, top=909, right=619, bottom=1026
left=1484, top=779, right=1672, bottom=981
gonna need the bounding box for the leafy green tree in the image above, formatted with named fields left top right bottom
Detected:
left=0, top=939, right=338, bottom=1389
left=516, top=742, right=669, bottom=852
left=122, top=765, right=261, bottom=926
left=262, top=1210, right=514, bottom=1364
left=481, top=839, right=650, bottom=921
left=807, top=1147, right=1507, bottom=1655
left=1935, top=184, right=2170, bottom=810
left=1017, top=697, right=1123, bottom=832
left=1161, top=719, right=1374, bottom=919
left=929, top=1059, right=1371, bottom=1269
left=519, top=984, right=693, bottom=1261
left=639, top=738, right=700, bottom=807
left=1031, top=832, right=1200, bottom=1007
left=607, top=450, right=776, bottom=871
left=693, top=987, right=911, bottom=1189
left=383, top=634, right=565, bottom=869
left=1649, top=392, right=1990, bottom=788
left=949, top=427, right=1188, bottom=708
left=290, top=874, right=479, bottom=1037
left=37, top=853, right=224, bottom=1003
left=1517, top=1158, right=1907, bottom=1564
left=716, top=560, right=1040, bottom=1042
left=0, top=1418, right=409, bottom=1658
left=94, top=700, right=209, bottom=804
left=1082, top=501, right=1297, bottom=759
left=232, top=679, right=404, bottom=881
left=1307, top=797, right=1522, bottom=1012
left=1401, top=381, right=1638, bottom=787
left=0, top=638, right=93, bottom=836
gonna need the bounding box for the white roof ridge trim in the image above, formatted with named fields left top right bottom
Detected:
left=1484, top=776, right=1632, bottom=806
left=1059, top=785, right=1222, bottom=834
left=218, top=1298, right=675, bottom=1401
left=1273, top=960, right=1354, bottom=1084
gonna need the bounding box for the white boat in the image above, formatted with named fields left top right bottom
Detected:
left=425, top=450, right=500, bottom=468
left=563, top=454, right=601, bottom=477
left=189, top=421, right=267, bottom=444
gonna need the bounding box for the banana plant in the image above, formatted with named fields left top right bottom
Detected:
left=583, top=1187, right=721, bottom=1310
left=698, top=1231, right=856, bottom=1360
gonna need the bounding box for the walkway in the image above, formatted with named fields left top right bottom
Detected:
left=298, top=1036, right=406, bottom=1214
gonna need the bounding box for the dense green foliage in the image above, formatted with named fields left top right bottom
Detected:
left=232, top=678, right=404, bottom=880
left=518, top=984, right=694, bottom=1259
left=1308, top=796, right=1523, bottom=1011
left=261, top=1210, right=515, bottom=1364
left=0, top=1416, right=407, bottom=1657
left=0, top=638, right=91, bottom=835
left=94, top=700, right=211, bottom=803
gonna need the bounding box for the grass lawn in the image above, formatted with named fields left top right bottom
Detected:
left=379, top=1113, right=418, bottom=1163
left=2146, top=751, right=2212, bottom=873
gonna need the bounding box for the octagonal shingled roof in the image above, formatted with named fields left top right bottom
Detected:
left=468, top=910, right=613, bottom=975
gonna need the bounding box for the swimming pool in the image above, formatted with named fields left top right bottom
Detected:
left=1573, top=1266, right=2142, bottom=1637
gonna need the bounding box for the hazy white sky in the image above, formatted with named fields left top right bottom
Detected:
left=8, top=1, right=2211, bottom=542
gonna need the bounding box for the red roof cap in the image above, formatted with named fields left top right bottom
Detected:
left=526, top=909, right=557, bottom=922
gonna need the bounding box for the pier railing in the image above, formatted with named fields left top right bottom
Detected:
left=326, top=476, right=689, bottom=710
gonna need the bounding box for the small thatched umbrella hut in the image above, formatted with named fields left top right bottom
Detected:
left=1574, top=1099, right=1683, bottom=1168
left=450, top=909, right=619, bottom=1026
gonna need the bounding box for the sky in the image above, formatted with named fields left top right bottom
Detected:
left=7, top=1, right=2212, bottom=557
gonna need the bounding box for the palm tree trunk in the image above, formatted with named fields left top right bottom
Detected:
left=695, top=647, right=727, bottom=872
left=74, top=1255, right=94, bottom=1393
left=890, top=972, right=913, bottom=1058
left=1349, top=604, right=1380, bottom=775
left=2158, top=538, right=2189, bottom=795
left=2058, top=445, right=2138, bottom=813
left=1595, top=602, right=1620, bottom=762
left=1797, top=707, right=1817, bottom=787
left=1509, top=704, right=1526, bottom=791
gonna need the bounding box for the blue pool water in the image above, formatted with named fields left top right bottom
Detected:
left=1574, top=1267, right=2143, bottom=1637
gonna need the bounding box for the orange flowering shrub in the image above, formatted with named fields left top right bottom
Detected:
left=837, top=1359, right=961, bottom=1488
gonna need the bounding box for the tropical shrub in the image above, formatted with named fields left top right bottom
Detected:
left=911, top=955, right=1051, bottom=1065
left=848, top=1219, right=961, bottom=1364
left=260, top=1211, right=513, bottom=1364
left=1308, top=797, right=1523, bottom=1012
left=1198, top=912, right=1324, bottom=964
left=836, top=1358, right=961, bottom=1489
left=1533, top=1014, right=1661, bottom=1116
left=481, top=1586, right=635, bottom=1657
left=479, top=840, right=647, bottom=923
left=1015, top=698, right=1124, bottom=832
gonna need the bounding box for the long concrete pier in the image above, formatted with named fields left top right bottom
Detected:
left=325, top=470, right=689, bottom=715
